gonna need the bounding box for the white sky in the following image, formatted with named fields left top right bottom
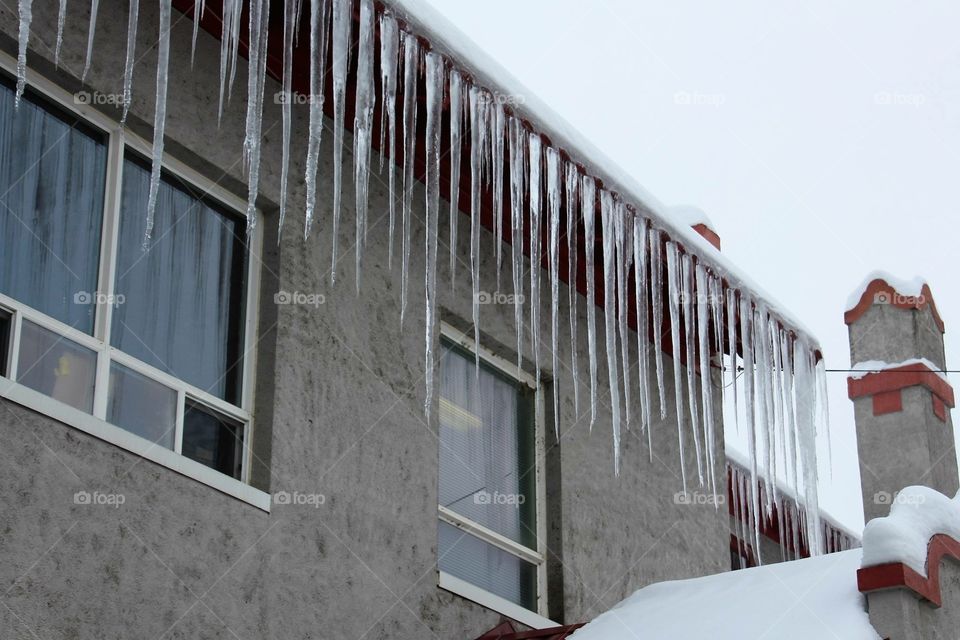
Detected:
left=423, top=0, right=960, bottom=533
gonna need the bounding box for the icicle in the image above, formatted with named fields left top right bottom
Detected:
left=696, top=264, right=717, bottom=502
left=191, top=0, right=206, bottom=63
left=424, top=51, right=443, bottom=418
left=565, top=163, right=581, bottom=417
left=649, top=227, right=667, bottom=419
left=781, top=331, right=799, bottom=497
left=82, top=0, right=100, bottom=81
left=378, top=11, right=398, bottom=260
left=546, top=147, right=562, bottom=440
left=353, top=0, right=376, bottom=292
left=328, top=0, right=353, bottom=280
left=633, top=216, right=652, bottom=454
left=143, top=0, right=173, bottom=248
left=399, top=31, right=419, bottom=321
left=225, top=0, right=243, bottom=101
left=816, top=355, right=832, bottom=472
left=726, top=288, right=740, bottom=434
left=680, top=253, right=704, bottom=485
left=615, top=202, right=632, bottom=428
left=55, top=0, right=66, bottom=68
left=795, top=338, right=823, bottom=555
left=528, top=133, right=543, bottom=383
left=278, top=0, right=297, bottom=238
left=582, top=175, right=598, bottom=430
left=665, top=243, right=687, bottom=489
left=508, top=117, right=526, bottom=368
left=708, top=274, right=726, bottom=420
left=241, top=0, right=270, bottom=235
left=739, top=295, right=762, bottom=557
left=303, top=0, right=330, bottom=238
left=492, top=103, right=506, bottom=288
left=469, top=86, right=489, bottom=367
left=217, top=0, right=244, bottom=122
left=601, top=190, right=622, bottom=474
left=16, top=0, right=33, bottom=106
left=754, top=307, right=775, bottom=513
left=120, top=0, right=139, bottom=125
left=447, top=69, right=464, bottom=285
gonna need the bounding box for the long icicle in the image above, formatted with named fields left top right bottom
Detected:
left=615, top=201, right=632, bottom=429
left=16, top=0, right=33, bottom=106
left=143, top=0, right=173, bottom=248
left=242, top=0, right=270, bottom=235
left=216, top=0, right=238, bottom=122
left=353, top=0, right=376, bottom=292
left=565, top=162, right=581, bottom=417
left=447, top=69, right=464, bottom=286
left=55, top=0, right=67, bottom=68
left=633, top=216, right=652, bottom=455
left=378, top=11, right=398, bottom=261
left=726, top=288, right=740, bottom=435
left=277, top=0, right=297, bottom=238
left=82, top=0, right=100, bottom=81
left=329, top=0, right=353, bottom=281
left=739, top=294, right=762, bottom=561
left=601, top=190, right=622, bottom=474
left=528, top=132, right=543, bottom=383
left=546, top=146, right=562, bottom=440
left=696, top=263, right=717, bottom=501
left=191, top=0, right=207, bottom=63
left=665, top=242, right=687, bottom=491
left=681, top=253, right=704, bottom=485
left=582, top=175, right=598, bottom=430
left=120, top=0, right=139, bottom=125
left=303, top=0, right=330, bottom=238
left=491, top=102, right=506, bottom=289
left=469, top=86, right=488, bottom=369
left=649, top=227, right=667, bottom=419
left=423, top=51, right=443, bottom=418
left=399, top=31, right=419, bottom=322
left=508, top=117, right=526, bottom=368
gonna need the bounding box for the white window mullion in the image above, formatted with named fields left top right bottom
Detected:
left=174, top=389, right=185, bottom=455
left=7, top=311, right=22, bottom=380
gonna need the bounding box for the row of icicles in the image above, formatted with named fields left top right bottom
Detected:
left=15, top=0, right=830, bottom=555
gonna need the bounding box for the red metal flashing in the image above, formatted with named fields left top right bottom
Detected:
left=933, top=395, right=947, bottom=422
left=847, top=363, right=955, bottom=416
left=844, top=278, right=944, bottom=332
left=858, top=533, right=960, bottom=607
left=691, top=223, right=721, bottom=251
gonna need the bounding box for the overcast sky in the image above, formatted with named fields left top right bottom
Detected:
left=424, top=0, right=960, bottom=532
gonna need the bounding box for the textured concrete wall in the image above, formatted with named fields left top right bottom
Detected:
left=866, top=558, right=960, bottom=640
left=0, top=2, right=728, bottom=638
left=847, top=300, right=957, bottom=523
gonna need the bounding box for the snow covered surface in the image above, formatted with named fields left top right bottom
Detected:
left=845, top=270, right=929, bottom=311
left=570, top=549, right=878, bottom=640
left=387, top=0, right=819, bottom=347
left=850, top=358, right=947, bottom=382
left=861, top=486, right=960, bottom=576
left=668, top=204, right=714, bottom=228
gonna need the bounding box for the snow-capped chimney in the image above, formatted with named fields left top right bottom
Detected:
left=845, top=272, right=957, bottom=523
left=669, top=205, right=721, bottom=251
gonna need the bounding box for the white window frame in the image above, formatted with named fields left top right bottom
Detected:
left=0, top=52, right=268, bottom=512
left=437, top=323, right=553, bottom=630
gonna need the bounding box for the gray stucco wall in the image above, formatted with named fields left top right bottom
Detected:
left=866, top=558, right=960, bottom=640
left=0, top=2, right=729, bottom=638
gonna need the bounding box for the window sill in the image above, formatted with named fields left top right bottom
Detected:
left=438, top=571, right=556, bottom=630
left=0, top=378, right=271, bottom=512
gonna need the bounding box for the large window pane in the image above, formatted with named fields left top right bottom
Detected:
left=438, top=340, right=538, bottom=550
left=107, top=362, right=177, bottom=449
left=0, top=76, right=107, bottom=334
left=17, top=320, right=96, bottom=413
left=112, top=154, right=247, bottom=403
left=438, top=521, right=537, bottom=610
left=181, top=402, right=244, bottom=479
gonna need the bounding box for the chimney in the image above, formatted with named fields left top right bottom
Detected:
left=668, top=205, right=721, bottom=251
left=845, top=272, right=957, bottom=523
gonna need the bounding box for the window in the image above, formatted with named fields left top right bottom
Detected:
left=437, top=327, right=550, bottom=628
left=0, top=63, right=260, bottom=494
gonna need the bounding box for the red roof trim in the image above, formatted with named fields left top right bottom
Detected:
left=858, top=533, right=960, bottom=607
left=847, top=362, right=955, bottom=409
left=844, top=278, right=944, bottom=332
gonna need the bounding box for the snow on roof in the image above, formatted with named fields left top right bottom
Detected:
left=861, top=486, right=960, bottom=576
left=668, top=204, right=715, bottom=229
left=569, top=549, right=878, bottom=640
left=850, top=358, right=948, bottom=383
left=845, top=270, right=929, bottom=312
left=387, top=0, right=819, bottom=348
